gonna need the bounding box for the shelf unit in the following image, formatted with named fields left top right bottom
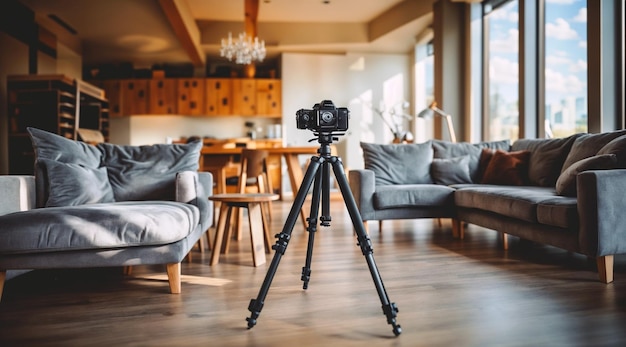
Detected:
left=7, top=75, right=109, bottom=174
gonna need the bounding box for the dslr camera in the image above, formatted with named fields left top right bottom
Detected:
left=296, top=100, right=349, bottom=132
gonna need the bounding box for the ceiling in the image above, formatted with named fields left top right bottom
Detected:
left=19, top=0, right=440, bottom=68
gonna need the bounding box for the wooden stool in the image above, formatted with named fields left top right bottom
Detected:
left=209, top=193, right=279, bottom=266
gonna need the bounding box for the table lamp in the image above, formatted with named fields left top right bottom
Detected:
left=417, top=101, right=457, bottom=143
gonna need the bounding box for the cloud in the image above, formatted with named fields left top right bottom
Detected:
left=546, top=18, right=578, bottom=40
left=545, top=68, right=585, bottom=94
left=489, top=7, right=518, bottom=23
left=489, top=56, right=518, bottom=85
left=546, top=53, right=571, bottom=66
left=569, top=59, right=587, bottom=73
left=573, top=8, right=587, bottom=22
left=578, top=41, right=587, bottom=49
left=490, top=29, right=519, bottom=53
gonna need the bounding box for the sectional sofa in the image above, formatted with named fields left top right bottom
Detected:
left=349, top=130, right=626, bottom=283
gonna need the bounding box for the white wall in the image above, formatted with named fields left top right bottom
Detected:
left=281, top=52, right=412, bottom=170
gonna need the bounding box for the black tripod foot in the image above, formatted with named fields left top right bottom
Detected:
left=383, top=302, right=402, bottom=336
left=246, top=299, right=263, bottom=329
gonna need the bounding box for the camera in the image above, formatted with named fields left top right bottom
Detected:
left=296, top=100, right=349, bottom=132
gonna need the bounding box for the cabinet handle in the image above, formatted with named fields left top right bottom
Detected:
left=192, top=81, right=197, bottom=87
left=158, top=81, right=163, bottom=88
left=243, top=96, right=248, bottom=102
left=159, top=100, right=163, bottom=106
left=209, top=106, right=215, bottom=111
left=181, top=95, right=187, bottom=101
left=222, top=97, right=228, bottom=106
left=128, top=82, right=134, bottom=90
left=190, top=101, right=197, bottom=109
left=138, top=90, right=145, bottom=98
left=269, top=84, right=273, bottom=90
left=216, top=81, right=221, bottom=89
left=184, top=81, right=189, bottom=87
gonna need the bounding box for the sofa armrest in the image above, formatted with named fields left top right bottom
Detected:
left=578, top=169, right=626, bottom=257
left=176, top=171, right=213, bottom=229
left=348, top=169, right=376, bottom=220
left=0, top=176, right=35, bottom=216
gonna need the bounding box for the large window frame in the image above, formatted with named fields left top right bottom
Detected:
left=478, top=0, right=624, bottom=141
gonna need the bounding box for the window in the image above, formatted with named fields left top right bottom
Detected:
left=484, top=0, right=519, bottom=141
left=544, top=0, right=587, bottom=137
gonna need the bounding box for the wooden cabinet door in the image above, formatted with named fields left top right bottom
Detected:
left=232, top=78, right=256, bottom=116
left=149, top=79, right=177, bottom=114
left=256, top=79, right=281, bottom=117
left=205, top=78, right=232, bottom=115
left=120, top=79, right=148, bottom=115
left=101, top=80, right=122, bottom=117
left=177, top=78, right=205, bottom=115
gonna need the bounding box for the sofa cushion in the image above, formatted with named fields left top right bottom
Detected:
left=536, top=197, right=579, bottom=229
left=455, top=185, right=557, bottom=223
left=100, top=141, right=202, bottom=201
left=373, top=184, right=454, bottom=209
left=561, top=130, right=626, bottom=173
left=28, top=127, right=202, bottom=204
left=480, top=150, right=530, bottom=186
left=361, top=141, right=433, bottom=185
left=0, top=201, right=200, bottom=254
left=40, top=159, right=115, bottom=207
left=430, top=156, right=472, bottom=185
left=511, top=134, right=579, bottom=186
left=597, top=135, right=626, bottom=167
left=555, top=154, right=618, bottom=196
left=432, top=139, right=510, bottom=182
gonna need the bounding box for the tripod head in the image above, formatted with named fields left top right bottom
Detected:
left=307, top=131, right=345, bottom=158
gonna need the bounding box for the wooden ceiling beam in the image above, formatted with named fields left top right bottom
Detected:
left=158, top=0, right=205, bottom=67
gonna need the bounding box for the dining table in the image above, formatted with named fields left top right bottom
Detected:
left=200, top=145, right=321, bottom=229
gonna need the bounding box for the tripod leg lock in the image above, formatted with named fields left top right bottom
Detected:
left=356, top=235, right=374, bottom=255
left=382, top=302, right=402, bottom=336
left=271, top=233, right=291, bottom=254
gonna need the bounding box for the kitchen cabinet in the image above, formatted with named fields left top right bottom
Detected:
left=256, top=79, right=281, bottom=117
left=177, top=78, right=204, bottom=115
left=205, top=78, right=231, bottom=115
left=232, top=78, right=257, bottom=116
left=149, top=78, right=177, bottom=114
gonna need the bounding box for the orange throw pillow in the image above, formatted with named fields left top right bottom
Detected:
left=480, top=149, right=531, bottom=185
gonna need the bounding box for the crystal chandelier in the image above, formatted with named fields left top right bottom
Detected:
left=220, top=32, right=266, bottom=65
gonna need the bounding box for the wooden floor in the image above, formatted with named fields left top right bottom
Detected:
left=2, top=199, right=626, bottom=346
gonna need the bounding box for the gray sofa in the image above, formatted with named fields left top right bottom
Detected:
left=0, top=128, right=213, bottom=301
left=349, top=130, right=626, bottom=283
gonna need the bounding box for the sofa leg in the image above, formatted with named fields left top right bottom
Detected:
left=452, top=219, right=464, bottom=239
left=378, top=220, right=383, bottom=233
left=123, top=266, right=133, bottom=275
left=166, top=263, right=182, bottom=294
left=0, top=270, right=6, bottom=302
left=502, top=233, right=509, bottom=250
left=597, top=255, right=614, bottom=284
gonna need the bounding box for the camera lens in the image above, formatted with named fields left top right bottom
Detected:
left=321, top=111, right=334, bottom=124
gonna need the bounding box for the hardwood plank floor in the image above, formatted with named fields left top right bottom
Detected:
left=2, top=199, right=626, bottom=346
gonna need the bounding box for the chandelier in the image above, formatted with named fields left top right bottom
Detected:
left=220, top=32, right=266, bottom=65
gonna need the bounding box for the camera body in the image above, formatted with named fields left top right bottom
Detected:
left=296, top=100, right=349, bottom=132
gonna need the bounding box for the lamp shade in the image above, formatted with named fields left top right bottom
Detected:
left=417, top=108, right=435, bottom=119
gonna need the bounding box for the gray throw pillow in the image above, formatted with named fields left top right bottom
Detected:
left=40, top=159, right=115, bottom=207
left=28, top=127, right=104, bottom=207
left=432, top=139, right=510, bottom=182
left=555, top=154, right=618, bottom=197
left=596, top=135, right=626, bottom=167
left=430, top=155, right=472, bottom=185
left=511, top=134, right=580, bottom=187
left=100, top=141, right=202, bottom=201
left=561, top=130, right=626, bottom=173
left=361, top=141, right=433, bottom=185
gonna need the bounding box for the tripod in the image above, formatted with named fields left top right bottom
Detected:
left=246, top=131, right=402, bottom=336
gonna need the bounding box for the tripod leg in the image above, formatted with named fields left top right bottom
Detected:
left=301, top=162, right=325, bottom=289
left=247, top=156, right=324, bottom=329
left=330, top=157, right=402, bottom=336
